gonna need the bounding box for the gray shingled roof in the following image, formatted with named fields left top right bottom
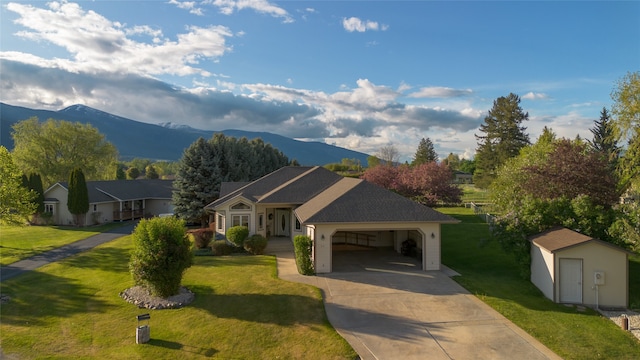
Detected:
left=530, top=227, right=631, bottom=254
left=209, top=166, right=313, bottom=207
left=55, top=179, right=173, bottom=203
left=296, top=178, right=459, bottom=224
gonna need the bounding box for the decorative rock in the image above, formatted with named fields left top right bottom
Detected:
left=120, top=286, right=194, bottom=309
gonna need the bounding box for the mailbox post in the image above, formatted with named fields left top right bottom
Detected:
left=136, top=314, right=150, bottom=344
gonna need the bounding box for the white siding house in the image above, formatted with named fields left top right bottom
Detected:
left=206, top=166, right=458, bottom=274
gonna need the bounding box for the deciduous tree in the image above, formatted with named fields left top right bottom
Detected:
left=0, top=146, right=36, bottom=225
left=11, top=118, right=118, bottom=188
left=28, top=173, right=45, bottom=215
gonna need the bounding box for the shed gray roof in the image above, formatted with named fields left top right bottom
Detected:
left=296, top=178, right=459, bottom=224
left=52, top=179, right=173, bottom=203
left=530, top=227, right=631, bottom=254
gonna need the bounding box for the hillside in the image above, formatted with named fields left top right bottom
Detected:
left=0, top=103, right=370, bottom=166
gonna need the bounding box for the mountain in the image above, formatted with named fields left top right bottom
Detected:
left=0, top=103, right=370, bottom=166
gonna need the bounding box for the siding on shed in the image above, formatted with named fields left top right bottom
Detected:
left=555, top=242, right=628, bottom=308
left=531, top=245, right=555, bottom=301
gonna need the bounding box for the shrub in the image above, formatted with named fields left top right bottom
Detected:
left=211, top=240, right=234, bottom=255
left=226, top=226, right=249, bottom=247
left=293, top=235, right=314, bottom=275
left=244, top=234, right=268, bottom=255
left=129, top=217, right=193, bottom=297
left=188, top=228, right=214, bottom=249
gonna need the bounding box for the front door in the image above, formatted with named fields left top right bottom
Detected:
left=275, top=209, right=290, bottom=237
left=559, top=258, right=583, bottom=303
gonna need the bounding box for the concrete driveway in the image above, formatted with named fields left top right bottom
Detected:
left=268, top=240, right=561, bottom=360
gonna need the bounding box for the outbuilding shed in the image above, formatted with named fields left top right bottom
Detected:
left=530, top=227, right=630, bottom=309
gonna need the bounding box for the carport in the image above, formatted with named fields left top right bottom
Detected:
left=331, top=229, right=426, bottom=272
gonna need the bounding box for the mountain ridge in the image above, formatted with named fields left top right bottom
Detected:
left=0, top=102, right=370, bottom=166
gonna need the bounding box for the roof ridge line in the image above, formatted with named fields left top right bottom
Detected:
left=256, top=166, right=320, bottom=202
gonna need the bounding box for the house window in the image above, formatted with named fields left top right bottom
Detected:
left=44, top=204, right=55, bottom=214
left=93, top=204, right=97, bottom=212
left=295, top=217, right=301, bottom=231
left=258, top=213, right=264, bottom=230
left=217, top=214, right=224, bottom=231
left=232, top=214, right=250, bottom=228
left=231, top=202, right=251, bottom=210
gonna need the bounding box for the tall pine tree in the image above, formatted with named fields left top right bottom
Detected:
left=411, top=138, right=438, bottom=165
left=589, top=107, right=620, bottom=171
left=68, top=168, right=89, bottom=227
left=28, top=173, right=45, bottom=215
left=474, top=93, right=530, bottom=188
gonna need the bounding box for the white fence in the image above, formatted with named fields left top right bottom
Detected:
left=466, top=202, right=496, bottom=224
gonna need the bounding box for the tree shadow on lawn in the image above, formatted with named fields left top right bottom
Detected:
left=64, top=246, right=131, bottom=273
left=147, top=339, right=217, bottom=357
left=0, top=271, right=115, bottom=326
left=189, top=284, right=330, bottom=326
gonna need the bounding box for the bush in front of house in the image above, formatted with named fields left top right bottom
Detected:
left=211, top=240, right=234, bottom=255
left=226, top=226, right=249, bottom=247
left=244, top=234, right=268, bottom=255
left=188, top=228, right=214, bottom=249
left=293, top=235, right=314, bottom=275
left=129, top=216, right=193, bottom=297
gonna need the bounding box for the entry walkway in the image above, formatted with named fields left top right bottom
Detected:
left=0, top=222, right=136, bottom=282
left=266, top=238, right=561, bottom=360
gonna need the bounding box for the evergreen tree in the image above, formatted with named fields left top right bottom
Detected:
left=411, top=138, right=438, bottom=166
left=589, top=107, right=620, bottom=170
left=145, top=164, right=159, bottom=179
left=172, top=133, right=289, bottom=225
left=126, top=167, right=140, bottom=180
left=116, top=164, right=126, bottom=180
left=28, top=173, right=45, bottom=214
left=68, top=168, right=89, bottom=227
left=474, top=93, right=530, bottom=188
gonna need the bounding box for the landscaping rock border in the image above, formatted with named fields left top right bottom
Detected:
left=599, top=308, right=640, bottom=341
left=120, top=286, right=194, bottom=309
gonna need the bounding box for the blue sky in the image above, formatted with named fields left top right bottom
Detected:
left=1, top=1, right=638, bottom=162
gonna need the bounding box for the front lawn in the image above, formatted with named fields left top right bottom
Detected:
left=0, top=235, right=356, bottom=359
left=439, top=206, right=640, bottom=359
left=0, top=222, right=127, bottom=266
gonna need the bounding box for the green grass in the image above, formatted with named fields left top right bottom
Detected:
left=459, top=184, right=491, bottom=203
left=0, top=235, right=357, bottom=359
left=0, top=222, right=127, bottom=266
left=438, top=206, right=640, bottom=359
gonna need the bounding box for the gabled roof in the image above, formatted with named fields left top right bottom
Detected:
left=295, top=178, right=459, bottom=224
left=47, top=179, right=173, bottom=204
left=207, top=166, right=343, bottom=208
left=530, top=227, right=631, bottom=254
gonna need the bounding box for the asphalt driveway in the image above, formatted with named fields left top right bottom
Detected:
left=268, top=240, right=561, bottom=360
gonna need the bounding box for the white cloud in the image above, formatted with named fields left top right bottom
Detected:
left=212, top=0, right=293, bottom=23
left=408, top=87, right=473, bottom=98
left=342, top=17, right=388, bottom=32
left=522, top=91, right=549, bottom=100
left=4, top=2, right=232, bottom=77
left=169, top=0, right=204, bottom=15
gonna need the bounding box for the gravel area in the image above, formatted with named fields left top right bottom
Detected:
left=598, top=308, right=640, bottom=341
left=120, top=286, right=194, bottom=309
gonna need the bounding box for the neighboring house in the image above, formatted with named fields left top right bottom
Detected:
left=43, top=179, right=174, bottom=226
left=205, top=166, right=458, bottom=273
left=530, top=227, right=631, bottom=309
left=453, top=170, right=473, bottom=184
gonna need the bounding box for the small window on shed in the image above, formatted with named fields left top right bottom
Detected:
left=231, top=202, right=251, bottom=210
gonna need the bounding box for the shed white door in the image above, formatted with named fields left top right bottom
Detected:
left=559, top=258, right=582, bottom=303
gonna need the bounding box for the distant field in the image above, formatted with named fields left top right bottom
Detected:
left=459, top=184, right=491, bottom=203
